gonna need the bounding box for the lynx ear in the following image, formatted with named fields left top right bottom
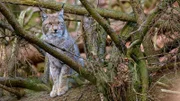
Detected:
left=41, top=13, right=48, bottom=21
left=39, top=7, right=48, bottom=21
left=58, top=4, right=65, bottom=18
left=58, top=9, right=64, bottom=18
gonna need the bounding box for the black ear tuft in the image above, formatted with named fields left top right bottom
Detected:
left=58, top=3, right=65, bottom=18
left=59, top=9, right=64, bottom=17
left=41, top=13, right=48, bottom=21
left=39, top=7, right=48, bottom=21
left=62, top=3, right=65, bottom=8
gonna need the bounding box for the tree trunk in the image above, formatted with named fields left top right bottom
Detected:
left=42, top=56, right=50, bottom=85
left=82, top=16, right=108, bottom=100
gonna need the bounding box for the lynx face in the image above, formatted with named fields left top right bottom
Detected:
left=42, top=9, right=65, bottom=37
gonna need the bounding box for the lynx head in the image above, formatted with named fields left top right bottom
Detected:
left=41, top=9, right=66, bottom=37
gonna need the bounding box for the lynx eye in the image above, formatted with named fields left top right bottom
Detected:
left=49, top=22, right=52, bottom=25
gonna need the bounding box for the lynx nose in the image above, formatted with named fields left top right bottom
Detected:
left=54, top=29, right=57, bottom=33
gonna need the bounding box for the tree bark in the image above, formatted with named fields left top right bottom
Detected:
left=82, top=16, right=107, bottom=61
left=82, top=16, right=108, bottom=100
left=82, top=17, right=98, bottom=60
left=7, top=37, right=19, bottom=77
left=42, top=56, right=50, bottom=85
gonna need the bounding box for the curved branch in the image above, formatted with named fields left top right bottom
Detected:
left=0, top=2, right=96, bottom=84
left=2, top=0, right=136, bottom=22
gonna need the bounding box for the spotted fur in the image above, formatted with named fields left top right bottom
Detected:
left=41, top=9, right=83, bottom=97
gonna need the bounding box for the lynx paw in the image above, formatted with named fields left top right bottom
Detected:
left=57, top=86, right=68, bottom=96
left=50, top=90, right=57, bottom=98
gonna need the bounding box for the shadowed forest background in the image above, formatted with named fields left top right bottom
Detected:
left=0, top=0, right=180, bottom=101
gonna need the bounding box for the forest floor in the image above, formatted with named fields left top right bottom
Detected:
left=1, top=70, right=180, bottom=101
left=0, top=84, right=100, bottom=101
left=149, top=68, right=180, bottom=101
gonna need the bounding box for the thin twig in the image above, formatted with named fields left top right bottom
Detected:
left=156, top=81, right=170, bottom=89
left=161, top=89, right=180, bottom=95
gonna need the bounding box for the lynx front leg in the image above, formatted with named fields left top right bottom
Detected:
left=57, top=65, right=70, bottom=96
left=49, top=65, right=61, bottom=98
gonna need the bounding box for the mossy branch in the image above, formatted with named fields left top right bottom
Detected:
left=2, top=0, right=136, bottom=22
left=0, top=77, right=50, bottom=92
left=130, top=1, right=148, bottom=101
left=0, top=2, right=96, bottom=84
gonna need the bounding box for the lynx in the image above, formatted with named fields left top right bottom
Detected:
left=41, top=8, right=83, bottom=97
